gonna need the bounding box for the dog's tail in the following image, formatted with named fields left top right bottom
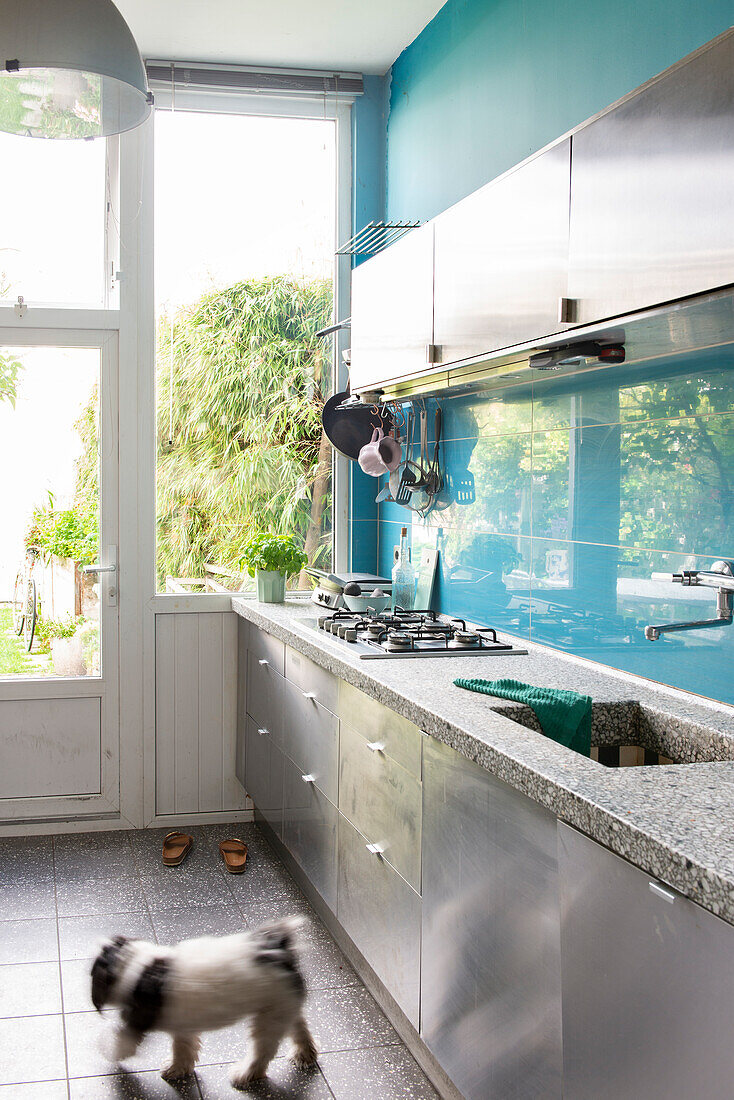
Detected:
left=254, top=915, right=305, bottom=947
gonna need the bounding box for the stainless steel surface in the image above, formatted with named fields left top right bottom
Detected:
left=568, top=29, right=734, bottom=325
left=433, top=140, right=571, bottom=365
left=421, top=737, right=562, bottom=1100
left=349, top=223, right=434, bottom=393
left=559, top=822, right=734, bottom=1099
left=248, top=626, right=285, bottom=675
left=339, top=719, right=422, bottom=892
left=285, top=644, right=339, bottom=713
left=282, top=755, right=338, bottom=911
left=337, top=679, right=422, bottom=777
left=247, top=649, right=284, bottom=749
left=235, top=617, right=249, bottom=788
left=337, top=811, right=422, bottom=1028
left=244, top=715, right=284, bottom=838
left=645, top=560, right=734, bottom=639
left=282, top=678, right=339, bottom=804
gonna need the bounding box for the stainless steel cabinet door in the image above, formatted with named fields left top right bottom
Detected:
left=245, top=716, right=284, bottom=838
left=433, top=140, right=571, bottom=364
left=559, top=822, right=734, bottom=1100
left=247, top=649, right=284, bottom=749
left=282, top=757, right=338, bottom=912
left=285, top=646, right=338, bottom=714
left=421, top=737, right=562, bottom=1100
left=349, top=223, right=434, bottom=393
left=337, top=679, right=422, bottom=777
left=339, top=719, right=422, bottom=892
left=282, top=679, right=339, bottom=804
left=568, top=31, right=734, bottom=324
left=235, top=618, right=248, bottom=788
left=337, top=811, right=422, bottom=1027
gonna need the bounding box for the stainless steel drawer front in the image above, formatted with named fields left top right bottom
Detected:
left=249, top=627, right=285, bottom=676
left=245, top=716, right=284, bottom=838
left=247, top=649, right=284, bottom=749
left=337, top=679, right=422, bottom=777
left=339, top=719, right=422, bottom=892
left=282, top=756, right=338, bottom=911
left=282, top=679, right=339, bottom=804
left=337, top=812, right=421, bottom=1027
left=285, top=646, right=338, bottom=714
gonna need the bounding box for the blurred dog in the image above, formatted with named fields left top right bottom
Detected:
left=91, top=916, right=317, bottom=1089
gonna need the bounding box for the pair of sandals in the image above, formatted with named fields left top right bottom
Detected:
left=162, top=832, right=248, bottom=874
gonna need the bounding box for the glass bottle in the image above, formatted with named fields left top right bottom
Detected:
left=392, top=526, right=416, bottom=611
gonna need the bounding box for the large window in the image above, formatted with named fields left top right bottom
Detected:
left=154, top=105, right=338, bottom=593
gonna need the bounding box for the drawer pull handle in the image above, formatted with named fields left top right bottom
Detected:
left=649, top=881, right=676, bottom=904
left=257, top=727, right=268, bottom=737
left=366, top=740, right=386, bottom=753
left=365, top=842, right=384, bottom=856
left=301, top=773, right=316, bottom=784
left=258, top=659, right=269, bottom=666
left=302, top=691, right=317, bottom=700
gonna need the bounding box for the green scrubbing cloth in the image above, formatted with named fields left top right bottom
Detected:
left=454, top=677, right=592, bottom=757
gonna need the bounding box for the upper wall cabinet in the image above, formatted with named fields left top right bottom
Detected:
left=349, top=223, right=434, bottom=393
left=567, top=31, right=734, bottom=325
left=433, top=139, right=571, bottom=365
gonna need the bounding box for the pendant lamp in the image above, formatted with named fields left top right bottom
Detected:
left=0, top=0, right=152, bottom=139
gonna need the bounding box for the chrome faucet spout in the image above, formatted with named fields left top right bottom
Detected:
left=645, top=561, right=734, bottom=641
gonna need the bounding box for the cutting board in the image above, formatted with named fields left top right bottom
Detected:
left=415, top=548, right=439, bottom=610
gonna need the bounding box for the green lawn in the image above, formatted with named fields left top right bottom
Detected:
left=0, top=607, right=35, bottom=674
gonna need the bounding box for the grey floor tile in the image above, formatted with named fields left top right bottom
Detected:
left=0, top=1081, right=68, bottom=1099
left=64, top=1010, right=172, bottom=1078
left=298, top=918, right=358, bottom=991
left=320, top=1046, right=441, bottom=1099
left=150, top=905, right=246, bottom=944
left=0, top=1013, right=67, bottom=1084
left=55, top=872, right=148, bottom=918
left=54, top=830, right=137, bottom=879
left=0, top=880, right=57, bottom=921
left=0, top=836, right=55, bottom=883
left=233, top=874, right=314, bottom=929
left=197, top=1057, right=333, bottom=1099
left=189, top=1019, right=250, bottom=1068
left=0, top=961, right=62, bottom=1017
left=60, top=957, right=96, bottom=1014
left=58, top=912, right=155, bottom=960
left=137, top=859, right=235, bottom=913
left=0, top=918, right=58, bottom=964
left=305, top=986, right=401, bottom=1054
left=69, top=1068, right=200, bottom=1098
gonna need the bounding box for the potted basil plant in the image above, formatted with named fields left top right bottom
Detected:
left=242, top=532, right=308, bottom=604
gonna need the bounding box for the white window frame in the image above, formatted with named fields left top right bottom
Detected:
left=149, top=84, right=353, bottom=611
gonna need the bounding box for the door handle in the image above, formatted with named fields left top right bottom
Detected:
left=302, top=691, right=317, bottom=700
left=301, top=773, right=316, bottom=783
left=257, top=727, right=268, bottom=737
left=366, top=740, right=385, bottom=753
left=365, top=842, right=384, bottom=856
left=82, top=545, right=117, bottom=606
left=258, top=659, right=269, bottom=666
left=649, top=881, right=676, bottom=904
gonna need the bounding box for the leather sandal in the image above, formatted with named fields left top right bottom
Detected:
left=162, top=831, right=193, bottom=866
left=219, top=838, right=248, bottom=874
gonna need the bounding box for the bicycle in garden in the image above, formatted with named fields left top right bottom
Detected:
left=12, top=546, right=39, bottom=652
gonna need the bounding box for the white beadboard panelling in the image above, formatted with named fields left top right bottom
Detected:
left=0, top=697, right=101, bottom=799
left=155, top=611, right=247, bottom=816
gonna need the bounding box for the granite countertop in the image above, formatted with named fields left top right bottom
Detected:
left=232, top=595, right=734, bottom=924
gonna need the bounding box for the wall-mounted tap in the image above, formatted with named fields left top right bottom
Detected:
left=644, top=560, right=734, bottom=640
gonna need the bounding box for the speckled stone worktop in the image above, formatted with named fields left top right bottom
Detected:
left=232, top=596, right=734, bottom=924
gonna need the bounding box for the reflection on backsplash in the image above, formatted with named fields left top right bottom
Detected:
left=360, top=349, right=734, bottom=706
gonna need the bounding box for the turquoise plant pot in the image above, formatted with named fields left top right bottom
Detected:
left=256, top=569, right=286, bottom=603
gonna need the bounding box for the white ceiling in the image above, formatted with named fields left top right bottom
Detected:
left=115, top=0, right=445, bottom=76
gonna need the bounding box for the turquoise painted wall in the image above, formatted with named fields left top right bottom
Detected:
left=386, top=0, right=734, bottom=221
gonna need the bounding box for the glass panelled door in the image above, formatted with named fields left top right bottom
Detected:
left=0, top=332, right=119, bottom=821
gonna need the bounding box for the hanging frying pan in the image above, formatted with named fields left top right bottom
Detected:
left=322, top=390, right=394, bottom=461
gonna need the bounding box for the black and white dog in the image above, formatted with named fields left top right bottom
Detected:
left=90, top=917, right=317, bottom=1088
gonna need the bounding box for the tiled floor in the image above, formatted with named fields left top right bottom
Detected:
left=0, top=823, right=440, bottom=1099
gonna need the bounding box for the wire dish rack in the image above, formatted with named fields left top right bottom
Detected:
left=336, top=220, right=423, bottom=256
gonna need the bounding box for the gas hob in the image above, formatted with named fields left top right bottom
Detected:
left=311, top=608, right=528, bottom=660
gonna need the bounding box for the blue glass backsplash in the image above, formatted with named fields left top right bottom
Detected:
left=351, top=350, right=734, bottom=707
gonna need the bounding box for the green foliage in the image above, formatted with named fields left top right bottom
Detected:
left=0, top=609, right=34, bottom=675
left=241, top=532, right=307, bottom=578
left=27, top=494, right=98, bottom=565
left=34, top=615, right=83, bottom=655
left=156, top=275, right=333, bottom=587
left=0, top=349, right=21, bottom=408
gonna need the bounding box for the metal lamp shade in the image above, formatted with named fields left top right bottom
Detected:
left=0, top=0, right=152, bottom=138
